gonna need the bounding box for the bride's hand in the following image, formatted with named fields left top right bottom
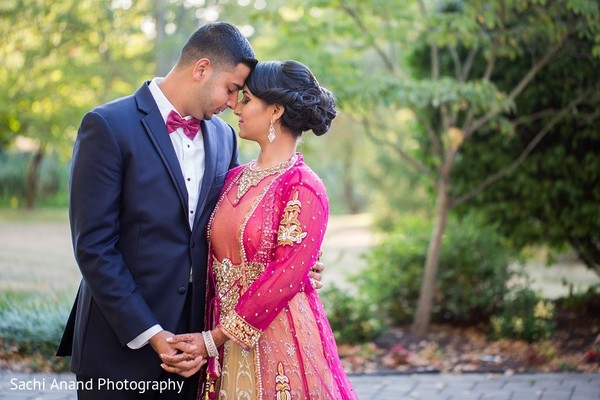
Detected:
left=309, top=250, right=324, bottom=290
left=159, top=333, right=207, bottom=377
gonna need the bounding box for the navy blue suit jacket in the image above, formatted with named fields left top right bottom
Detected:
left=57, top=82, right=238, bottom=381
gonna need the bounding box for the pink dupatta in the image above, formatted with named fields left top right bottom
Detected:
left=205, top=154, right=357, bottom=399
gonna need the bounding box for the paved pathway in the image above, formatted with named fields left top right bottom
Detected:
left=0, top=371, right=598, bottom=399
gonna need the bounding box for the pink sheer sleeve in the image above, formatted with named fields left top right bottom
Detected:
left=220, top=169, right=329, bottom=349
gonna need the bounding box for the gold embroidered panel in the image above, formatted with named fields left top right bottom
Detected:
left=213, top=257, right=265, bottom=318
left=221, top=310, right=261, bottom=349
left=277, top=191, right=308, bottom=246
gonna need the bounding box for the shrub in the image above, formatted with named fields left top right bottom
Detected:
left=436, top=214, right=516, bottom=323
left=555, top=285, right=600, bottom=314
left=357, top=213, right=516, bottom=326
left=321, top=284, right=386, bottom=344
left=0, top=291, right=70, bottom=371
left=488, top=287, right=555, bottom=342
left=354, top=215, right=428, bottom=325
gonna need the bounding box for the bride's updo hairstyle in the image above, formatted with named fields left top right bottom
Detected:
left=245, top=60, right=337, bottom=137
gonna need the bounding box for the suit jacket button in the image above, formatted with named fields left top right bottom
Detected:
left=177, top=286, right=186, bottom=294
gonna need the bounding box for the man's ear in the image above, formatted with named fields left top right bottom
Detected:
left=192, top=58, right=211, bottom=81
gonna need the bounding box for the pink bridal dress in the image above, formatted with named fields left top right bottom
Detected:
left=202, top=153, right=358, bottom=400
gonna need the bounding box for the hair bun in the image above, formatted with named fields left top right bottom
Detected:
left=245, top=60, right=337, bottom=136
left=307, top=86, right=336, bottom=136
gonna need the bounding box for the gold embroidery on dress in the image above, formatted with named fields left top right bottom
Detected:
left=235, top=155, right=297, bottom=204
left=217, top=341, right=256, bottom=400
left=275, top=362, right=291, bottom=400
left=213, top=257, right=265, bottom=318
left=277, top=191, right=308, bottom=246
left=221, top=310, right=261, bottom=348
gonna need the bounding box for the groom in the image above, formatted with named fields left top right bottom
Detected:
left=56, top=22, right=256, bottom=400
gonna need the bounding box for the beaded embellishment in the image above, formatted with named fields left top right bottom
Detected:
left=235, top=154, right=298, bottom=204
left=277, top=191, right=308, bottom=246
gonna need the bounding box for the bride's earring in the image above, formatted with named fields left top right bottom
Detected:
left=268, top=121, right=276, bottom=143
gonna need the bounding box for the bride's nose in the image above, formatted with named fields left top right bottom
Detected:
left=233, top=103, right=242, bottom=115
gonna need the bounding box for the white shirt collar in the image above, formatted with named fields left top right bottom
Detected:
left=148, top=77, right=185, bottom=123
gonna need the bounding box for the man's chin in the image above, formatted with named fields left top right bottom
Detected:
left=205, top=112, right=220, bottom=119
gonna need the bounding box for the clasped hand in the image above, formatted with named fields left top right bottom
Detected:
left=152, top=331, right=208, bottom=378
left=153, top=256, right=324, bottom=378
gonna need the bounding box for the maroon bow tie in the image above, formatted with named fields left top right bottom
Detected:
left=166, top=110, right=201, bottom=140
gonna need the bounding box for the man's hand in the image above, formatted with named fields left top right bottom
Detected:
left=308, top=250, right=325, bottom=290
left=149, top=330, right=178, bottom=358
left=159, top=333, right=207, bottom=378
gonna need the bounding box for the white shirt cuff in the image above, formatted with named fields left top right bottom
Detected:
left=127, top=324, right=162, bottom=349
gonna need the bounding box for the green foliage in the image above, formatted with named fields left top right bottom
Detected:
left=0, top=0, right=158, bottom=208
left=0, top=291, right=70, bottom=370
left=320, top=284, right=385, bottom=344
left=256, top=0, right=600, bottom=241
left=489, top=288, right=555, bottom=342
left=358, top=213, right=516, bottom=326
left=437, top=215, right=516, bottom=323
left=555, top=285, right=600, bottom=315
left=357, top=215, right=429, bottom=325
left=0, top=151, right=27, bottom=205
left=0, top=0, right=154, bottom=152
left=0, top=150, right=70, bottom=207
left=452, top=36, right=600, bottom=276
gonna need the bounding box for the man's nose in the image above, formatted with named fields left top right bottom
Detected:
left=226, top=93, right=239, bottom=109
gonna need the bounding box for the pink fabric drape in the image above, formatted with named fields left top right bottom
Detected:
left=205, top=154, right=358, bottom=399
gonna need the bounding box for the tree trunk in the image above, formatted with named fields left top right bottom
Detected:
left=411, top=171, right=452, bottom=335
left=342, top=141, right=360, bottom=214
left=569, top=236, right=600, bottom=279
left=25, top=149, right=44, bottom=209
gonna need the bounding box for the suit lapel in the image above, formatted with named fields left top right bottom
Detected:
left=135, top=83, right=189, bottom=219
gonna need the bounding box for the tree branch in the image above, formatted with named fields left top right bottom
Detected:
left=339, top=5, right=396, bottom=74
left=467, top=36, right=568, bottom=137
left=583, top=108, right=600, bottom=124
left=415, top=112, right=444, bottom=160
left=449, top=47, right=462, bottom=80
left=453, top=82, right=597, bottom=206
left=461, top=46, right=478, bottom=82
left=512, top=108, right=560, bottom=127
left=482, top=39, right=497, bottom=81
left=359, top=115, right=434, bottom=177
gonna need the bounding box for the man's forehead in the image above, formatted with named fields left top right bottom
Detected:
left=218, top=63, right=250, bottom=88
left=232, top=63, right=252, bottom=85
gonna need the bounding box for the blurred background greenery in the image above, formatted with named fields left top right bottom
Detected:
left=1, top=0, right=599, bottom=372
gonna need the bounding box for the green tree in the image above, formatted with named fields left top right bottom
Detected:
left=452, top=37, right=600, bottom=277
left=252, top=0, right=600, bottom=334
left=0, top=0, right=154, bottom=208
left=0, top=0, right=282, bottom=208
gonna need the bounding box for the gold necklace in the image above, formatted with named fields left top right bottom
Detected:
left=235, top=154, right=297, bottom=203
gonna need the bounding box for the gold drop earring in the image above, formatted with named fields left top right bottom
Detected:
left=268, top=121, right=276, bottom=143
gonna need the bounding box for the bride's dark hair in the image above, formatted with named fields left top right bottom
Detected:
left=245, top=60, right=337, bottom=137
